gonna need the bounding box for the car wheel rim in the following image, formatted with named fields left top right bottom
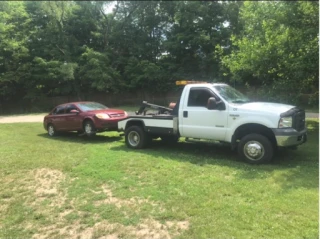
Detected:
left=48, top=126, right=54, bottom=136
left=85, top=123, right=92, bottom=134
left=244, top=141, right=264, bottom=161
left=128, top=131, right=140, bottom=147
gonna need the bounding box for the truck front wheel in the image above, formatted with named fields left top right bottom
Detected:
left=238, top=133, right=273, bottom=164
left=125, top=126, right=150, bottom=149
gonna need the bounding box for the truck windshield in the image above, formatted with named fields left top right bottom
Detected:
left=213, top=85, right=250, bottom=103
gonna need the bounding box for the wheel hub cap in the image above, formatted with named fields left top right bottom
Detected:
left=244, top=141, right=264, bottom=161
left=48, top=126, right=54, bottom=135
left=85, top=124, right=92, bottom=133
left=128, top=131, right=140, bottom=146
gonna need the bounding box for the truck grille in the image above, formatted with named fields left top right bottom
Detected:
left=292, top=109, right=305, bottom=131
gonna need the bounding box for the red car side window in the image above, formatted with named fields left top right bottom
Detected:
left=53, top=106, right=66, bottom=115
left=66, top=104, right=78, bottom=113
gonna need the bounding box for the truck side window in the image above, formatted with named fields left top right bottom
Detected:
left=188, top=88, right=214, bottom=107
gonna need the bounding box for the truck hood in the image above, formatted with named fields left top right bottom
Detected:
left=231, top=102, right=295, bottom=116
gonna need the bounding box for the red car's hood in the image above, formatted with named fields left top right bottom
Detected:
left=87, top=109, right=125, bottom=114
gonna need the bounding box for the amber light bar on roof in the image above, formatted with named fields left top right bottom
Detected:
left=175, top=80, right=208, bottom=85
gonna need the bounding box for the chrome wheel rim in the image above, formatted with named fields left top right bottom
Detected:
left=244, top=141, right=264, bottom=161
left=128, top=131, right=140, bottom=147
left=85, top=123, right=92, bottom=134
left=48, top=125, right=54, bottom=136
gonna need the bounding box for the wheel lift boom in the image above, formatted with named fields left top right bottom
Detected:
left=135, top=101, right=173, bottom=115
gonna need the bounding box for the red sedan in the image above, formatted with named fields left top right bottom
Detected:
left=43, top=101, right=128, bottom=137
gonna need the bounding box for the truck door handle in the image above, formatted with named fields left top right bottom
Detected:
left=183, top=111, right=188, bottom=118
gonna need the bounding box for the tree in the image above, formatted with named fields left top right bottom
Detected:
left=24, top=1, right=79, bottom=99
left=78, top=47, right=120, bottom=93
left=0, top=2, right=31, bottom=100
left=223, top=1, right=319, bottom=103
left=110, top=1, right=173, bottom=91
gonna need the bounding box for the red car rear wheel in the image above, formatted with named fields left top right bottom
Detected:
left=47, top=124, right=56, bottom=137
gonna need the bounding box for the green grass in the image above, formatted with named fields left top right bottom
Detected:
left=0, top=120, right=318, bottom=238
left=115, top=105, right=140, bottom=112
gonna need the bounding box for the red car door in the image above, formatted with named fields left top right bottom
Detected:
left=50, top=105, right=67, bottom=131
left=64, top=104, right=83, bottom=131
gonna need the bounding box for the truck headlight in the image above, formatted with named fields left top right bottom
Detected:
left=279, top=117, right=292, bottom=128
left=95, top=113, right=110, bottom=119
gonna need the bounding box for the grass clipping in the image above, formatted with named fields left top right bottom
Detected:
left=26, top=168, right=189, bottom=239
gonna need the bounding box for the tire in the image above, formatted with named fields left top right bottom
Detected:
left=238, top=133, right=273, bottom=164
left=160, top=135, right=179, bottom=145
left=125, top=126, right=150, bottom=149
left=47, top=124, right=57, bottom=137
left=83, top=120, right=96, bottom=136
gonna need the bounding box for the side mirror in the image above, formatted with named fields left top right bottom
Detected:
left=207, top=97, right=217, bottom=110
left=70, top=109, right=79, bottom=114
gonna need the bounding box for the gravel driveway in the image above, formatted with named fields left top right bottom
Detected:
left=0, top=114, right=46, bottom=123
left=306, top=112, right=319, bottom=118
left=0, top=112, right=318, bottom=124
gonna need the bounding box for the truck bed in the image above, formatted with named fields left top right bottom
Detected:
left=118, top=114, right=177, bottom=136
left=127, top=114, right=174, bottom=120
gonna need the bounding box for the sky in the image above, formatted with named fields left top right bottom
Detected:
left=104, top=1, right=117, bottom=14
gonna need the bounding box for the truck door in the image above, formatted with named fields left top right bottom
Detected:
left=179, top=87, right=228, bottom=141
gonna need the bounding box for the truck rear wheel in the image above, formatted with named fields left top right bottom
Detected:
left=125, top=126, right=150, bottom=149
left=238, top=133, right=273, bottom=164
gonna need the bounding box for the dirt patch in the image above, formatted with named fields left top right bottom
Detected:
left=0, top=204, right=8, bottom=215
left=33, top=218, right=189, bottom=239
left=93, top=184, right=157, bottom=209
left=91, top=184, right=189, bottom=238
left=31, top=182, right=189, bottom=239
left=1, top=170, right=190, bottom=239
left=133, top=218, right=189, bottom=239
left=31, top=168, right=67, bottom=207
left=33, top=168, right=65, bottom=196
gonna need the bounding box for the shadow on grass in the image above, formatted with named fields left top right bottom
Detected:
left=111, top=130, right=319, bottom=190
left=111, top=139, right=237, bottom=160
left=37, top=132, right=122, bottom=144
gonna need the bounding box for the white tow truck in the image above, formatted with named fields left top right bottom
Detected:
left=118, top=81, right=307, bottom=164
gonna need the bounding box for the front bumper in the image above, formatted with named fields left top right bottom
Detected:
left=272, top=128, right=307, bottom=147
left=93, top=117, right=127, bottom=131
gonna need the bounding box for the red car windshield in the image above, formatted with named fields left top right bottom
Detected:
left=77, top=102, right=109, bottom=112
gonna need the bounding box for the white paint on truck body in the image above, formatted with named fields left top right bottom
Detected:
left=118, top=83, right=300, bottom=144
left=118, top=117, right=174, bottom=131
